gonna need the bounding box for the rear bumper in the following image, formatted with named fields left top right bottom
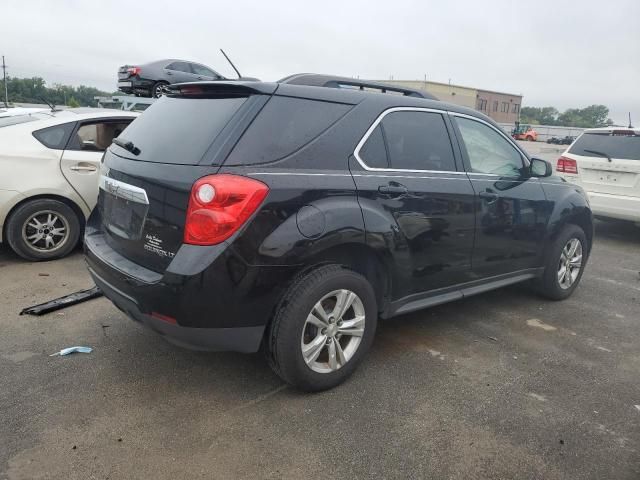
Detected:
left=89, top=266, right=264, bottom=352
left=587, top=191, right=640, bottom=222
left=84, top=228, right=297, bottom=353
left=117, top=77, right=154, bottom=95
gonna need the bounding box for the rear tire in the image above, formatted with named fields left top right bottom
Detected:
left=536, top=224, right=587, bottom=300
left=6, top=199, right=81, bottom=261
left=151, top=81, right=169, bottom=98
left=266, top=265, right=377, bottom=392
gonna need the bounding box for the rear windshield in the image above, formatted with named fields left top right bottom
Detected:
left=111, top=96, right=248, bottom=164
left=569, top=132, right=640, bottom=160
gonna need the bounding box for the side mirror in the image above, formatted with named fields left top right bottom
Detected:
left=530, top=157, right=552, bottom=177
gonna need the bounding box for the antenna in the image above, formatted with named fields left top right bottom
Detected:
left=38, top=96, right=58, bottom=112
left=220, top=49, right=242, bottom=79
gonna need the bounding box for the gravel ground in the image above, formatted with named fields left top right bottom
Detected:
left=1, top=152, right=639, bottom=479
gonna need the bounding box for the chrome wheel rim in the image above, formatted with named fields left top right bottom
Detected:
left=557, top=238, right=583, bottom=289
left=21, top=210, right=70, bottom=253
left=301, top=289, right=365, bottom=374
left=153, top=84, right=165, bottom=98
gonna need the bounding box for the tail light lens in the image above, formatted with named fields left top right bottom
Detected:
left=184, top=174, right=269, bottom=246
left=557, top=156, right=578, bottom=174
left=126, top=66, right=141, bottom=76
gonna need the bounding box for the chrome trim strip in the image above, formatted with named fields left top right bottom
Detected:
left=353, top=107, right=466, bottom=175
left=99, top=175, right=149, bottom=205
left=248, top=171, right=468, bottom=181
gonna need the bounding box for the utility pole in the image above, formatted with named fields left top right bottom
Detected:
left=2, top=56, right=8, bottom=107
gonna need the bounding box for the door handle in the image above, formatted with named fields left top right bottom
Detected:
left=378, top=184, right=408, bottom=196
left=70, top=164, right=98, bottom=172
left=479, top=191, right=498, bottom=203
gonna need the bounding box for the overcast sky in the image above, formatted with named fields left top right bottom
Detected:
left=3, top=0, right=639, bottom=123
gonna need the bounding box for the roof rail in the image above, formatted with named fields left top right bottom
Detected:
left=278, top=73, right=437, bottom=100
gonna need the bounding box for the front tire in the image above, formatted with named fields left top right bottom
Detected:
left=6, top=199, right=81, bottom=261
left=537, top=224, right=588, bottom=300
left=266, top=265, right=377, bottom=392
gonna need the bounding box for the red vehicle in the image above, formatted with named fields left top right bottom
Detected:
left=512, top=124, right=538, bottom=141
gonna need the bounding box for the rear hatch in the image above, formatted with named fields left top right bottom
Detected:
left=564, top=129, right=640, bottom=197
left=98, top=83, right=275, bottom=272
left=118, top=65, right=135, bottom=80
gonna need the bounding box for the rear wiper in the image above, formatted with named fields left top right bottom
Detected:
left=112, top=137, right=141, bottom=156
left=584, top=149, right=612, bottom=162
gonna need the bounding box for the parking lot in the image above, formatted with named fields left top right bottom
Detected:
left=1, top=143, right=639, bottom=479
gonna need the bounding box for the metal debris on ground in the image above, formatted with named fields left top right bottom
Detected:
left=19, top=286, right=103, bottom=316
left=49, top=346, right=93, bottom=357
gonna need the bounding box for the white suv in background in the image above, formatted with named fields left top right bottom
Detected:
left=556, top=127, right=640, bottom=224
left=0, top=109, right=138, bottom=260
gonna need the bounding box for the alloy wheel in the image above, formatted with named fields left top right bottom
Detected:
left=557, top=238, right=583, bottom=289
left=300, top=289, right=366, bottom=374
left=21, top=210, right=69, bottom=253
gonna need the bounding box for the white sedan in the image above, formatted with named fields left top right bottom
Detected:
left=0, top=108, right=138, bottom=260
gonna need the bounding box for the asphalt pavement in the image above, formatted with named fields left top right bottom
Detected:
left=1, top=150, right=639, bottom=478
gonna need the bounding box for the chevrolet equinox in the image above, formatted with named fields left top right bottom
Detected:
left=85, top=75, right=593, bottom=391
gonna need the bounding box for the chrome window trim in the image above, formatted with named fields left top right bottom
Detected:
left=448, top=111, right=530, bottom=164
left=99, top=175, right=149, bottom=205
left=248, top=171, right=468, bottom=181
left=353, top=106, right=466, bottom=175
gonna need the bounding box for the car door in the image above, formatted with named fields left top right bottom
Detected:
left=450, top=113, right=551, bottom=279
left=60, top=119, right=133, bottom=211
left=351, top=108, right=476, bottom=300
left=164, top=61, right=194, bottom=83
left=190, top=63, right=220, bottom=81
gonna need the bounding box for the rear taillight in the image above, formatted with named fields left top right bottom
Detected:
left=126, top=66, right=141, bottom=76
left=184, top=174, right=269, bottom=246
left=556, top=156, right=578, bottom=174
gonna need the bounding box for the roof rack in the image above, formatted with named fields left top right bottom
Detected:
left=278, top=73, right=437, bottom=100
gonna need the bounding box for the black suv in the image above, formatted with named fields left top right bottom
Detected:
left=85, top=75, right=593, bottom=391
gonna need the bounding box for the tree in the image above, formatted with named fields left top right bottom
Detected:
left=1, top=76, right=113, bottom=107
left=521, top=104, right=613, bottom=128
left=67, top=96, right=80, bottom=108
left=520, top=107, right=559, bottom=125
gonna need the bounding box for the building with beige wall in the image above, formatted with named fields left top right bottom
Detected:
left=378, top=80, right=522, bottom=124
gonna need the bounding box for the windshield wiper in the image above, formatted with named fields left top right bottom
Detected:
left=584, top=149, right=612, bottom=162
left=112, top=138, right=141, bottom=156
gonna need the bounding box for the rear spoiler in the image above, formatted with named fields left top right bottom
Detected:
left=166, top=81, right=278, bottom=98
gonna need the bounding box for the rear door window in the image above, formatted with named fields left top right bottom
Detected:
left=358, top=125, right=388, bottom=169
left=569, top=132, right=640, bottom=160
left=167, top=62, right=191, bottom=73
left=226, top=96, right=352, bottom=165
left=380, top=111, right=456, bottom=171
left=191, top=64, right=218, bottom=78
left=110, top=96, right=249, bottom=164
left=68, top=120, right=132, bottom=151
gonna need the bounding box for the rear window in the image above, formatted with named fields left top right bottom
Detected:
left=569, top=132, right=640, bottom=160
left=110, top=96, right=248, bottom=164
left=225, top=96, right=352, bottom=165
